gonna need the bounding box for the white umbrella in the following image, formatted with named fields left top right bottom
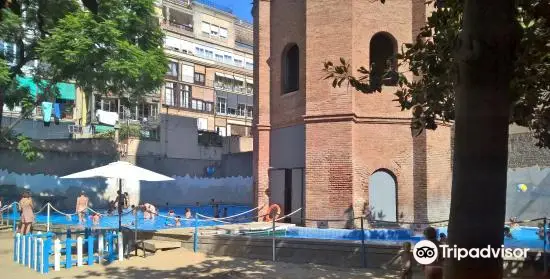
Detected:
left=60, top=161, right=174, bottom=181
left=61, top=161, right=174, bottom=232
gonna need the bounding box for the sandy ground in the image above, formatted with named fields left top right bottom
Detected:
left=0, top=231, right=422, bottom=279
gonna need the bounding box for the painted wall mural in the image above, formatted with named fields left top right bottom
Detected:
left=0, top=169, right=253, bottom=211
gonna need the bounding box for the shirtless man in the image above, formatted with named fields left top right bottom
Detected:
left=382, top=241, right=414, bottom=279
left=75, top=191, right=89, bottom=223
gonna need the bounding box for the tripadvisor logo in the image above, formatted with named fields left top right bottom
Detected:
left=413, top=240, right=530, bottom=264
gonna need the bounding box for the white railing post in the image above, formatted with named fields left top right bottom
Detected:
left=33, top=232, right=41, bottom=270
left=27, top=234, right=32, bottom=268
left=46, top=203, right=51, bottom=232
left=98, top=233, right=104, bottom=263
left=118, top=232, right=124, bottom=262
left=37, top=238, right=44, bottom=273
left=76, top=237, right=83, bottom=267
left=54, top=239, right=61, bottom=271
left=21, top=233, right=26, bottom=265
left=15, top=233, right=20, bottom=263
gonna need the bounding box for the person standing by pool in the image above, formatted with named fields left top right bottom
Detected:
left=75, top=191, right=89, bottom=224
left=18, top=191, right=34, bottom=234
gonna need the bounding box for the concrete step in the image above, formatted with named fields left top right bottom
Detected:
left=140, top=240, right=181, bottom=252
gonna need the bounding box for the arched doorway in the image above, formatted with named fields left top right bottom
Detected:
left=368, top=170, right=397, bottom=222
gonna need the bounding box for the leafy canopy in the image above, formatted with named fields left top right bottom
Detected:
left=38, top=0, right=167, bottom=98
left=0, top=0, right=167, bottom=161
left=323, top=0, right=550, bottom=147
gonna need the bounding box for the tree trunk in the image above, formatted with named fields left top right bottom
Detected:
left=446, top=1, right=520, bottom=279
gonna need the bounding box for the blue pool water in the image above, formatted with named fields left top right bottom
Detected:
left=279, top=226, right=547, bottom=250
left=3, top=205, right=253, bottom=231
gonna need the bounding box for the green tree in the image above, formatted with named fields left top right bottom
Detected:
left=38, top=0, right=167, bottom=100
left=0, top=0, right=80, bottom=160
left=324, top=0, right=548, bottom=277
left=0, top=0, right=167, bottom=161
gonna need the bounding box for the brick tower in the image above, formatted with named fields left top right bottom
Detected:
left=253, top=0, right=452, bottom=228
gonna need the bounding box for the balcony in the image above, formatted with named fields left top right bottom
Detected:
left=161, top=20, right=193, bottom=36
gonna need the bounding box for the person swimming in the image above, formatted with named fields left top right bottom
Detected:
left=382, top=241, right=413, bottom=279
left=504, top=227, right=514, bottom=239
left=92, top=213, right=100, bottom=226
left=175, top=216, right=181, bottom=227
left=185, top=208, right=192, bottom=219
left=168, top=209, right=175, bottom=217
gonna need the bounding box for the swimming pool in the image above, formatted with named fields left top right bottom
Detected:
left=255, top=226, right=547, bottom=250
left=2, top=205, right=254, bottom=231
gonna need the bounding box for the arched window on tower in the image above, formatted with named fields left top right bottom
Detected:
left=282, top=43, right=299, bottom=94
left=369, top=32, right=398, bottom=87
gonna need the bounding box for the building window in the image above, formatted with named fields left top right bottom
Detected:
left=182, top=85, right=190, bottom=108
left=205, top=50, right=213, bottom=59
left=210, top=25, right=219, bottom=36
left=191, top=99, right=204, bottom=111
left=227, top=107, right=236, bottom=115
left=194, top=72, right=205, bottom=85
left=282, top=43, right=299, bottom=93
left=224, top=55, right=232, bottom=64
left=237, top=104, right=246, bottom=116
left=219, top=27, right=228, bottom=38
left=216, top=126, right=227, bottom=137
left=201, top=22, right=210, bottom=35
left=164, top=82, right=174, bottom=106
left=245, top=62, right=253, bottom=70
left=167, top=61, right=178, bottom=78
left=234, top=59, right=243, bottom=67
left=369, top=32, right=398, bottom=87
left=205, top=103, right=213, bottom=112
left=215, top=54, right=224, bottom=62
left=216, top=97, right=226, bottom=114
left=246, top=106, right=253, bottom=118
left=197, top=118, right=208, bottom=131
left=195, top=47, right=204, bottom=57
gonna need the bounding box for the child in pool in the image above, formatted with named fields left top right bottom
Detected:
left=92, top=213, right=100, bottom=226
left=175, top=216, right=181, bottom=227
left=168, top=209, right=175, bottom=217
left=382, top=241, right=413, bottom=279
left=504, top=227, right=514, bottom=239
left=185, top=208, right=192, bottom=219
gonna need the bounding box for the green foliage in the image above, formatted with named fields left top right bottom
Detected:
left=0, top=0, right=167, bottom=161
left=38, top=0, right=168, bottom=98
left=323, top=0, right=550, bottom=147
left=0, top=129, right=42, bottom=161
left=119, top=124, right=142, bottom=141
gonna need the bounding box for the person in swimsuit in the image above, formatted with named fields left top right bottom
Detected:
left=75, top=191, right=89, bottom=224
left=185, top=208, right=192, bottom=219
left=423, top=227, right=444, bottom=279
left=141, top=203, right=156, bottom=220
left=92, top=213, right=101, bottom=226
left=18, top=192, right=34, bottom=235
left=175, top=216, right=181, bottom=227
left=382, top=241, right=414, bottom=279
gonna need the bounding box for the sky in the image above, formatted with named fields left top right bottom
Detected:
left=209, top=0, right=253, bottom=23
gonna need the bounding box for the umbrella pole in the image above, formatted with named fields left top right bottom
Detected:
left=118, top=178, right=122, bottom=233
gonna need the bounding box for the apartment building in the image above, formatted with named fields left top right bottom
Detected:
left=159, top=0, right=254, bottom=144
